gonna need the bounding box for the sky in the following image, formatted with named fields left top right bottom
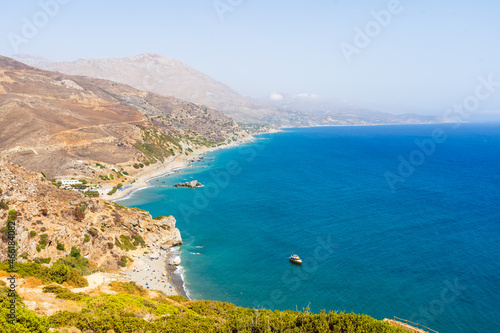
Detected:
left=1, top=0, right=500, bottom=120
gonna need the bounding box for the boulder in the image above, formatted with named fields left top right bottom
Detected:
left=174, top=180, right=202, bottom=188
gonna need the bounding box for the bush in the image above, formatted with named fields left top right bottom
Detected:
left=132, top=235, right=146, bottom=248
left=119, top=256, right=128, bottom=267
left=53, top=254, right=98, bottom=276
left=115, top=235, right=136, bottom=251
left=83, top=234, right=90, bottom=243
left=109, top=281, right=147, bottom=296
left=70, top=246, right=81, bottom=258
left=167, top=295, right=189, bottom=303
left=83, top=190, right=99, bottom=197
left=0, top=200, right=8, bottom=210
left=42, top=285, right=86, bottom=301
left=33, top=258, right=51, bottom=264
left=38, top=234, right=48, bottom=249
left=29, top=230, right=36, bottom=237
left=74, top=206, right=85, bottom=221
left=107, top=186, right=117, bottom=195
left=56, top=243, right=65, bottom=251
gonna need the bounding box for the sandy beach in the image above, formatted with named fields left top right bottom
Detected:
left=101, top=138, right=254, bottom=202
left=123, top=248, right=186, bottom=297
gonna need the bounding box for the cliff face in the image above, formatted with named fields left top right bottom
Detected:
left=0, top=160, right=181, bottom=269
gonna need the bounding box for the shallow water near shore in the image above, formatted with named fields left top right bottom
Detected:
left=119, top=123, right=500, bottom=333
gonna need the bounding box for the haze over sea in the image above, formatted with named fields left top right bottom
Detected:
left=119, top=124, right=500, bottom=333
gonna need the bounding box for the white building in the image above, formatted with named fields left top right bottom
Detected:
left=61, top=180, right=81, bottom=185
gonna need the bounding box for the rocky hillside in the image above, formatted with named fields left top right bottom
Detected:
left=0, top=160, right=181, bottom=269
left=0, top=55, right=247, bottom=178
left=13, top=53, right=286, bottom=124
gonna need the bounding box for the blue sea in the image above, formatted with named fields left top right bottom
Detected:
left=118, top=124, right=500, bottom=333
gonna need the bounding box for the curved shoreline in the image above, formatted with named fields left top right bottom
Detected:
left=108, top=137, right=258, bottom=299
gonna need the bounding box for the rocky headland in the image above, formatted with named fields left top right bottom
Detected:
left=0, top=160, right=182, bottom=269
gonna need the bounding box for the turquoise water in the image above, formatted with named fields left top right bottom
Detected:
left=118, top=124, right=500, bottom=333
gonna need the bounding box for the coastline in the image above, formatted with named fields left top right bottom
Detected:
left=102, top=134, right=262, bottom=299
left=103, top=136, right=257, bottom=202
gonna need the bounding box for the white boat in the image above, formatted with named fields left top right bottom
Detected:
left=289, top=254, right=302, bottom=264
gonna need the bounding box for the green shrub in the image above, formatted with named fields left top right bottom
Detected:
left=132, top=235, right=146, bottom=248
left=70, top=246, right=81, bottom=258
left=33, top=258, right=51, bottom=264
left=38, top=234, right=48, bottom=249
left=107, top=186, right=117, bottom=195
left=53, top=254, right=98, bottom=276
left=83, top=234, right=90, bottom=243
left=29, top=230, right=36, bottom=237
left=0, top=262, right=87, bottom=287
left=115, top=235, right=136, bottom=251
left=166, top=295, right=189, bottom=302
left=0, top=201, right=7, bottom=210
left=83, top=190, right=99, bottom=197
left=119, top=256, right=128, bottom=267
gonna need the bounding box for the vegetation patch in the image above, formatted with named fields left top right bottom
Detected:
left=115, top=235, right=137, bottom=251
left=83, top=190, right=99, bottom=197
left=33, top=258, right=51, bottom=264
left=42, top=284, right=86, bottom=301
left=0, top=262, right=88, bottom=287
left=109, top=281, right=147, bottom=296
left=0, top=200, right=8, bottom=210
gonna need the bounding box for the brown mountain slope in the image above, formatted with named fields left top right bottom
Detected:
left=0, top=56, right=246, bottom=178
left=13, top=53, right=290, bottom=124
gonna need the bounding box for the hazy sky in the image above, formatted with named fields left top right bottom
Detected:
left=1, top=0, right=499, bottom=119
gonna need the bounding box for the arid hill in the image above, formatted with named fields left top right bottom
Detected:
left=13, top=53, right=285, bottom=124
left=0, top=55, right=247, bottom=178
left=0, top=160, right=181, bottom=268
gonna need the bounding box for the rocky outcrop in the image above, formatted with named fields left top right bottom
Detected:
left=174, top=180, right=202, bottom=188
left=0, top=160, right=182, bottom=269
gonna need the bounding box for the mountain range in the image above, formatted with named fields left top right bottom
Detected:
left=13, top=53, right=438, bottom=126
